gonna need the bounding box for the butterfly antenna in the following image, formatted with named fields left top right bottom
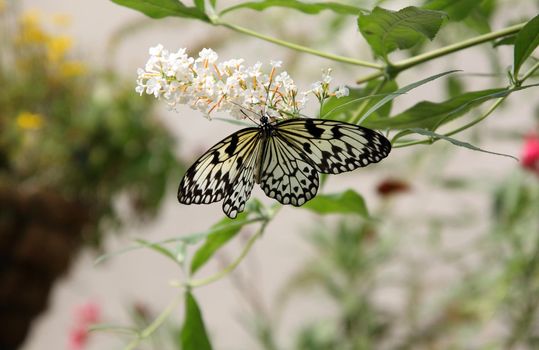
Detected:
left=266, top=104, right=312, bottom=120
left=240, top=109, right=259, bottom=125
left=227, top=100, right=261, bottom=125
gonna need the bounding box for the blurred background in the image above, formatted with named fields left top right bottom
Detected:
left=1, top=0, right=538, bottom=349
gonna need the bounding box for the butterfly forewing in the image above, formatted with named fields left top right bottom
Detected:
left=259, top=134, right=319, bottom=206
left=178, top=127, right=260, bottom=207
left=275, top=119, right=391, bottom=174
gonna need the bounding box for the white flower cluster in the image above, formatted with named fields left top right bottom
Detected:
left=136, top=45, right=349, bottom=120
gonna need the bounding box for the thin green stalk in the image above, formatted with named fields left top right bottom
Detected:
left=392, top=96, right=506, bottom=148
left=444, top=97, right=507, bottom=137
left=394, top=58, right=539, bottom=148
left=89, top=324, right=139, bottom=335
left=216, top=21, right=384, bottom=69
left=141, top=295, right=182, bottom=337
left=394, top=23, right=525, bottom=71
left=349, top=78, right=387, bottom=124
left=519, top=61, right=539, bottom=83
left=505, top=226, right=539, bottom=349
left=94, top=217, right=265, bottom=265
left=356, top=70, right=385, bottom=84
left=187, top=223, right=268, bottom=288
left=356, top=22, right=526, bottom=84
left=123, top=294, right=182, bottom=350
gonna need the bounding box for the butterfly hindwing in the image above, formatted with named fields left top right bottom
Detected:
left=177, top=127, right=260, bottom=210
left=274, top=118, right=391, bottom=174
left=221, top=135, right=262, bottom=218
left=259, top=134, right=319, bottom=206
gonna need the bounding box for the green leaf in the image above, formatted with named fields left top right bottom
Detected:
left=220, top=0, right=364, bottom=16
left=190, top=212, right=249, bottom=274
left=94, top=216, right=262, bottom=265
left=493, top=35, right=516, bottom=48
left=302, top=189, right=369, bottom=218
left=358, top=6, right=447, bottom=59
left=514, top=14, right=539, bottom=78
left=423, top=0, right=482, bottom=21
left=363, top=88, right=508, bottom=130
left=110, top=0, right=209, bottom=21
left=457, top=0, right=495, bottom=34
left=445, top=75, right=464, bottom=97
left=180, top=292, right=212, bottom=350
left=134, top=238, right=180, bottom=265
left=408, top=128, right=518, bottom=160
left=463, top=9, right=491, bottom=34
left=194, top=0, right=205, bottom=12
left=358, top=70, right=457, bottom=125
left=320, top=79, right=398, bottom=121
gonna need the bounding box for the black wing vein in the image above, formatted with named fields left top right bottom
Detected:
left=177, top=127, right=260, bottom=212
left=275, top=118, right=391, bottom=174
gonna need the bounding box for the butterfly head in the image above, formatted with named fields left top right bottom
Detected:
left=260, top=115, right=269, bottom=125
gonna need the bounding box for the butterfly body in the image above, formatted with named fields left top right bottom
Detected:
left=178, top=117, right=391, bottom=218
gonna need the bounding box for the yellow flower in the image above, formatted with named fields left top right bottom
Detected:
left=18, top=10, right=48, bottom=44
left=20, top=10, right=41, bottom=26
left=61, top=61, right=87, bottom=77
left=0, top=0, right=6, bottom=13
left=47, top=35, right=72, bottom=62
left=16, top=112, right=44, bottom=130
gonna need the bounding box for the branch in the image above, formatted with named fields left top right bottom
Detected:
left=216, top=21, right=384, bottom=69
left=357, top=22, right=526, bottom=84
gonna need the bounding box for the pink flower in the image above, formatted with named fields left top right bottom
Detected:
left=67, top=301, right=101, bottom=350
left=68, top=325, right=89, bottom=350
left=74, top=301, right=100, bottom=325
left=521, top=132, right=539, bottom=176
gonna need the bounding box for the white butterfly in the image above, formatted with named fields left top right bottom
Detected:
left=178, top=116, right=391, bottom=218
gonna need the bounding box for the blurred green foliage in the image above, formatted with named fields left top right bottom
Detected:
left=252, top=169, right=539, bottom=349
left=0, top=9, right=182, bottom=245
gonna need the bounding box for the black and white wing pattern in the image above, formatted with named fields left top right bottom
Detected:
left=221, top=135, right=262, bottom=218
left=178, top=117, right=391, bottom=219
left=274, top=118, right=391, bottom=174
left=259, top=134, right=319, bottom=207
left=177, top=127, right=261, bottom=218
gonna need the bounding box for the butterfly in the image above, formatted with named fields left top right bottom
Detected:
left=178, top=116, right=391, bottom=218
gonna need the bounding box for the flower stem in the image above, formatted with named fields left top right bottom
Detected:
left=349, top=78, right=387, bottom=125
left=187, top=223, right=268, bottom=288
left=216, top=21, right=384, bottom=69
left=443, top=97, right=507, bottom=137
left=519, top=61, right=539, bottom=83
left=393, top=96, right=507, bottom=148
left=356, top=70, right=385, bottom=84
left=394, top=23, right=525, bottom=71
left=356, top=22, right=526, bottom=84
left=394, top=55, right=539, bottom=149
left=123, top=294, right=182, bottom=350
left=141, top=294, right=182, bottom=338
